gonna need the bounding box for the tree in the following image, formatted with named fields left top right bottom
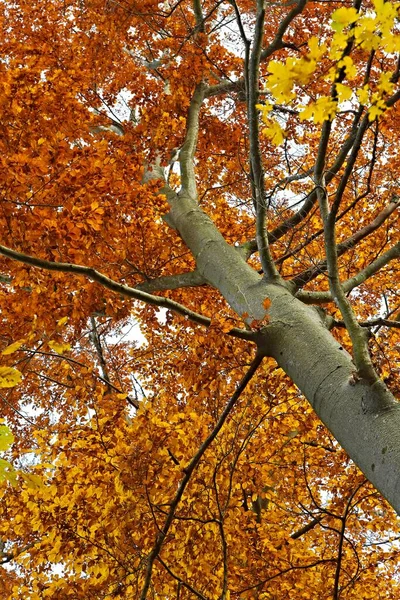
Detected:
left=1, top=0, right=400, bottom=597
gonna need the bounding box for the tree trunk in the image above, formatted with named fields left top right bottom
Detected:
left=168, top=187, right=400, bottom=514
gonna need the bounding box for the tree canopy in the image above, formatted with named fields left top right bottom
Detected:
left=1, top=0, right=400, bottom=598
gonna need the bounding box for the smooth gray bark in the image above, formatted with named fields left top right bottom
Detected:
left=167, top=188, right=400, bottom=514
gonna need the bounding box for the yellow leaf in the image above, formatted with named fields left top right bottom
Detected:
left=0, top=424, right=14, bottom=451
left=0, top=458, right=17, bottom=485
left=21, top=472, right=44, bottom=489
left=261, top=119, right=285, bottom=146
left=338, top=56, right=357, bottom=80
left=330, top=31, right=351, bottom=60
left=335, top=83, right=353, bottom=102
left=267, top=61, right=296, bottom=103
left=368, top=103, right=384, bottom=121
left=2, top=339, right=26, bottom=356
left=48, top=341, right=71, bottom=354
left=378, top=71, right=395, bottom=95
left=37, top=137, right=45, bottom=145
left=354, top=16, right=380, bottom=51
left=331, top=7, right=359, bottom=32
left=57, top=316, right=69, bottom=327
left=307, top=36, right=327, bottom=62
left=0, top=366, right=23, bottom=388
left=256, top=102, right=273, bottom=120
left=300, top=97, right=338, bottom=124
left=357, top=85, right=370, bottom=106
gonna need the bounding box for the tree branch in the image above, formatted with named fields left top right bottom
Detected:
left=260, top=0, right=307, bottom=61
left=138, top=353, right=264, bottom=599
left=291, top=516, right=322, bottom=540
left=276, top=183, right=382, bottom=269
left=333, top=482, right=366, bottom=600
left=297, top=241, right=400, bottom=305
left=310, top=13, right=378, bottom=381
left=157, top=556, right=208, bottom=600
left=229, top=0, right=250, bottom=47
left=204, top=78, right=244, bottom=100
left=193, top=0, right=204, bottom=32
left=334, top=317, right=400, bottom=330
left=135, top=270, right=205, bottom=293
left=267, top=113, right=362, bottom=245
left=291, top=197, right=400, bottom=288
left=248, top=0, right=281, bottom=281
left=204, top=0, right=308, bottom=100
left=0, top=244, right=254, bottom=341
left=179, top=82, right=206, bottom=198
left=329, top=115, right=371, bottom=218
left=316, top=180, right=379, bottom=383
left=89, top=316, right=111, bottom=389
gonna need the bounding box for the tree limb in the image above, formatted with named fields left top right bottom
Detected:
left=179, top=82, right=206, bottom=198
left=316, top=179, right=379, bottom=383
left=0, top=244, right=254, bottom=341
left=291, top=197, right=400, bottom=288
left=297, top=241, right=400, bottom=305
left=204, top=0, right=308, bottom=100
left=334, top=317, right=400, bottom=329
left=157, top=556, right=208, bottom=600
left=267, top=113, right=363, bottom=245
left=248, top=0, right=281, bottom=281
left=260, top=0, right=307, bottom=61
left=135, top=270, right=205, bottom=293
left=193, top=0, right=204, bottom=32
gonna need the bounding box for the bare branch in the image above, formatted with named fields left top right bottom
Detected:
left=276, top=163, right=382, bottom=269
left=330, top=116, right=371, bottom=218
left=334, top=317, right=400, bottom=330
left=229, top=0, right=250, bottom=47
left=267, top=114, right=363, bottom=245
left=333, top=481, right=366, bottom=600
left=310, top=10, right=376, bottom=380
left=89, top=316, right=111, bottom=389
left=291, top=516, right=323, bottom=540
left=237, top=559, right=337, bottom=595
left=193, top=0, right=204, bottom=32
left=204, top=78, right=244, bottom=100
left=260, top=0, right=307, bottom=61
left=157, top=556, right=208, bottom=600
left=204, top=0, right=308, bottom=100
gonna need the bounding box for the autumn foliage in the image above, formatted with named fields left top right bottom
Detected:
left=1, top=0, right=400, bottom=598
